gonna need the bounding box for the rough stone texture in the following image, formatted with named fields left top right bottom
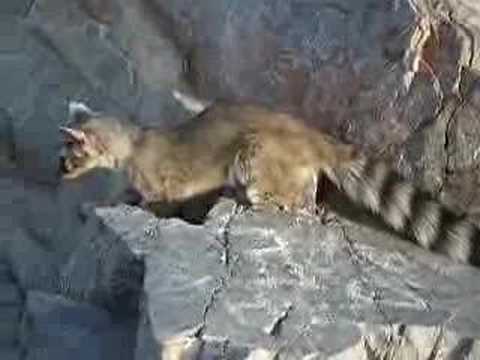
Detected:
left=0, top=284, right=22, bottom=306
left=0, top=311, right=19, bottom=347
left=0, top=171, right=143, bottom=359
left=0, top=348, right=22, bottom=360
left=0, top=1, right=33, bottom=17
left=1, top=0, right=480, bottom=359
left=151, top=1, right=434, bottom=145
left=0, top=261, right=23, bottom=357
left=95, top=203, right=480, bottom=359
left=23, top=291, right=137, bottom=360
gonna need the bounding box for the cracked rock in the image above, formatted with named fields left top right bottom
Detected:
left=96, top=202, right=480, bottom=359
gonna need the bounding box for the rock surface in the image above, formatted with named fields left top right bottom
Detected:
left=24, top=290, right=138, bottom=360
left=95, top=203, right=480, bottom=359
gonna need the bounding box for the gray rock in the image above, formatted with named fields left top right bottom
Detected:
left=0, top=284, right=22, bottom=306
left=0, top=168, right=144, bottom=314
left=4, top=227, right=60, bottom=294
left=95, top=203, right=480, bottom=359
left=0, top=348, right=22, bottom=360
left=0, top=171, right=142, bottom=359
left=0, top=262, right=14, bottom=283
left=59, top=205, right=144, bottom=312
left=0, top=279, right=21, bottom=349
left=151, top=0, right=426, bottom=147
left=0, top=306, right=20, bottom=349
left=0, top=1, right=32, bottom=17
left=24, top=290, right=137, bottom=360
left=440, top=80, right=480, bottom=215
left=0, top=306, right=22, bottom=325
left=0, top=109, right=16, bottom=168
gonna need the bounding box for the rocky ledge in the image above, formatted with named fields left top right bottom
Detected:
left=92, top=200, right=480, bottom=359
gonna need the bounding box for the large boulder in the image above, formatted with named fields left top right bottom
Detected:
left=95, top=202, right=480, bottom=359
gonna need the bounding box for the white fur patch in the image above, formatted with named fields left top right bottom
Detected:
left=68, top=101, right=93, bottom=115
left=360, top=161, right=389, bottom=213
left=246, top=349, right=276, bottom=360
left=383, top=182, right=414, bottom=231
left=339, top=156, right=368, bottom=204
left=444, top=220, right=474, bottom=263
left=67, top=100, right=96, bottom=124
left=348, top=156, right=368, bottom=179
left=411, top=200, right=441, bottom=249
left=172, top=89, right=210, bottom=114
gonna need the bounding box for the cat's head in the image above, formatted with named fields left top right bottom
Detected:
left=58, top=101, right=135, bottom=179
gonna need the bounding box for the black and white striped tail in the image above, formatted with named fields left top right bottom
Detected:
left=328, top=155, right=480, bottom=266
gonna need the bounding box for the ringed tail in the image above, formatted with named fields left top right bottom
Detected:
left=326, top=154, right=480, bottom=266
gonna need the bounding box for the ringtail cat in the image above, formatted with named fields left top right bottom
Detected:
left=58, top=93, right=480, bottom=267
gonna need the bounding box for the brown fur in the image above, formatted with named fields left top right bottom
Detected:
left=123, top=104, right=355, bottom=211
left=58, top=99, right=480, bottom=266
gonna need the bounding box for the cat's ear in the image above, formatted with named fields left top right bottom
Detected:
left=59, top=126, right=99, bottom=155
left=67, top=101, right=97, bottom=124
left=172, top=89, right=210, bottom=114
left=59, top=126, right=88, bottom=144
